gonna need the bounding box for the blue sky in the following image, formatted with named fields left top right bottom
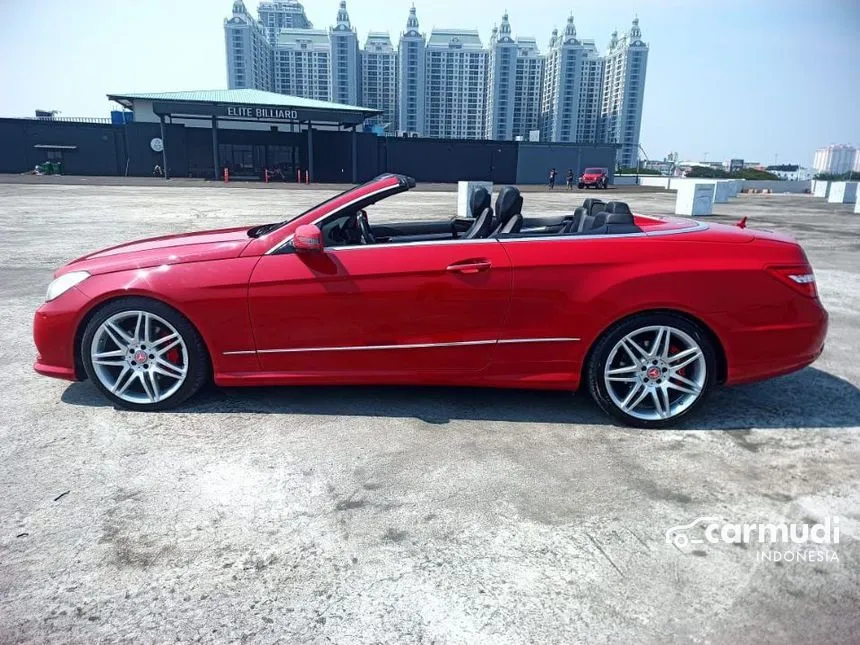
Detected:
left=3, top=0, right=858, bottom=165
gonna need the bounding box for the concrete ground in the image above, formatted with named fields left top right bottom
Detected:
left=0, top=181, right=858, bottom=644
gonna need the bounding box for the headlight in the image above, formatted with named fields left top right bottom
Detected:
left=46, top=271, right=90, bottom=302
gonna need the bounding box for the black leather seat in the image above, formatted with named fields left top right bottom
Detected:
left=462, top=187, right=494, bottom=239
left=470, top=187, right=491, bottom=218
left=560, top=207, right=587, bottom=234
left=492, top=186, right=524, bottom=236
left=462, top=206, right=493, bottom=239
left=604, top=201, right=632, bottom=215
left=587, top=211, right=641, bottom=235
left=582, top=198, right=606, bottom=217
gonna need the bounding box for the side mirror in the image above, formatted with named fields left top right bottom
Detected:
left=293, top=224, right=323, bottom=253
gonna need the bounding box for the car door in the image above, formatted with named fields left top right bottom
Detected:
left=247, top=239, right=512, bottom=374
left=493, top=234, right=640, bottom=385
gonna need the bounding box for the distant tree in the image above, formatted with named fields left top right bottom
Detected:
left=686, top=166, right=729, bottom=178
left=814, top=171, right=860, bottom=181
left=617, top=167, right=661, bottom=175
left=732, top=168, right=780, bottom=180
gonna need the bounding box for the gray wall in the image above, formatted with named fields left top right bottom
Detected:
left=515, top=143, right=617, bottom=185
left=741, top=180, right=810, bottom=193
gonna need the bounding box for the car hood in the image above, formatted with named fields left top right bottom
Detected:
left=56, top=227, right=255, bottom=277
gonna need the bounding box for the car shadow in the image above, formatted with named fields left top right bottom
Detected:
left=60, top=366, right=859, bottom=430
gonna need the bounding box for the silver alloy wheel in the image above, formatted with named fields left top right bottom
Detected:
left=603, top=325, right=706, bottom=422
left=90, top=310, right=189, bottom=405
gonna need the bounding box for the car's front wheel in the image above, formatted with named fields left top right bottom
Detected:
left=586, top=313, right=716, bottom=428
left=81, top=297, right=209, bottom=411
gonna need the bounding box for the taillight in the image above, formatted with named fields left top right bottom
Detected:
left=767, top=265, right=818, bottom=298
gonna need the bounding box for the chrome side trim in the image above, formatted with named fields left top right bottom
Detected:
left=328, top=238, right=499, bottom=252
left=498, top=337, right=580, bottom=344
left=257, top=339, right=496, bottom=354
left=223, top=350, right=257, bottom=356
left=222, top=337, right=580, bottom=356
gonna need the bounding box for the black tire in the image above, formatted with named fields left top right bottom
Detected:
left=578, top=183, right=585, bottom=189
left=80, top=297, right=210, bottom=411
left=585, top=312, right=716, bottom=428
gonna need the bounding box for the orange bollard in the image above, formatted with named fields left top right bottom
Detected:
left=223, top=168, right=229, bottom=183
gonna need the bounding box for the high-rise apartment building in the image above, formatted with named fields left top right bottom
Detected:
left=397, top=6, right=426, bottom=135
left=599, top=19, right=648, bottom=167
left=512, top=37, right=544, bottom=140
left=258, top=0, right=312, bottom=46
left=813, top=144, right=858, bottom=175
left=329, top=1, right=360, bottom=106
left=224, top=2, right=650, bottom=158
left=274, top=29, right=331, bottom=101
left=425, top=29, right=488, bottom=139
left=486, top=14, right=544, bottom=141
left=485, top=16, right=518, bottom=140
left=362, top=32, right=398, bottom=130
left=540, top=17, right=601, bottom=144
left=225, top=1, right=273, bottom=91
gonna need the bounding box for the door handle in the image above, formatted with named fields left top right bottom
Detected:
left=447, top=260, right=492, bottom=274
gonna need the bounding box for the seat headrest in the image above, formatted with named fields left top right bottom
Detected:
left=604, top=201, right=632, bottom=215
left=591, top=211, right=609, bottom=229
left=573, top=206, right=588, bottom=218
left=470, top=187, right=491, bottom=218
left=606, top=211, right=634, bottom=225
left=582, top=198, right=606, bottom=217
left=495, top=186, right=523, bottom=224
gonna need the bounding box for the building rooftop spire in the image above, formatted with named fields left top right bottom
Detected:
left=499, top=12, right=511, bottom=36
left=629, top=16, right=642, bottom=40
left=336, top=0, right=351, bottom=28
left=564, top=13, right=576, bottom=39
left=406, top=4, right=419, bottom=31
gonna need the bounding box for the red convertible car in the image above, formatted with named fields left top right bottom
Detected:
left=33, top=174, right=827, bottom=428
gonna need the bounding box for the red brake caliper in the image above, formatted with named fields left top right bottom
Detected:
left=670, top=344, right=686, bottom=377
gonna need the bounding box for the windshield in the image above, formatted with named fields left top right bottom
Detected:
left=584, top=168, right=605, bottom=174
left=247, top=185, right=361, bottom=238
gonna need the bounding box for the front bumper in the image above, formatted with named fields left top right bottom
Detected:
left=33, top=286, right=90, bottom=382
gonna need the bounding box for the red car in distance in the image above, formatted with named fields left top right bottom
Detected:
left=33, top=174, right=827, bottom=428
left=579, top=167, right=609, bottom=189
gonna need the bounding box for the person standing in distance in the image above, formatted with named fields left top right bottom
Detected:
left=549, top=168, right=557, bottom=190
left=566, top=169, right=574, bottom=190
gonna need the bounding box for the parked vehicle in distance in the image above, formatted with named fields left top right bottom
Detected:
left=33, top=174, right=828, bottom=428
left=579, top=167, right=609, bottom=189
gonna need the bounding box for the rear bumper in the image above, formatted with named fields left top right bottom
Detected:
left=721, top=301, right=828, bottom=386
left=33, top=287, right=90, bottom=382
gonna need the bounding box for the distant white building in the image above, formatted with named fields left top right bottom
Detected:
left=225, top=1, right=273, bottom=91
left=362, top=32, right=397, bottom=129
left=813, top=144, right=857, bottom=175
left=329, top=1, right=360, bottom=106
left=483, top=14, right=546, bottom=141
left=599, top=19, right=649, bottom=168
left=540, top=17, right=601, bottom=144
left=425, top=29, right=488, bottom=140
left=274, top=29, right=332, bottom=101
left=397, top=6, right=426, bottom=135
left=769, top=167, right=814, bottom=181
left=258, top=0, right=313, bottom=45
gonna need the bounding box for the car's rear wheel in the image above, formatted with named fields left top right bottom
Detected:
left=578, top=183, right=585, bottom=189
left=81, top=297, right=209, bottom=411
left=586, top=313, right=716, bottom=428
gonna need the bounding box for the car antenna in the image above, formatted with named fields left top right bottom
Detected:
left=737, top=216, right=748, bottom=229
